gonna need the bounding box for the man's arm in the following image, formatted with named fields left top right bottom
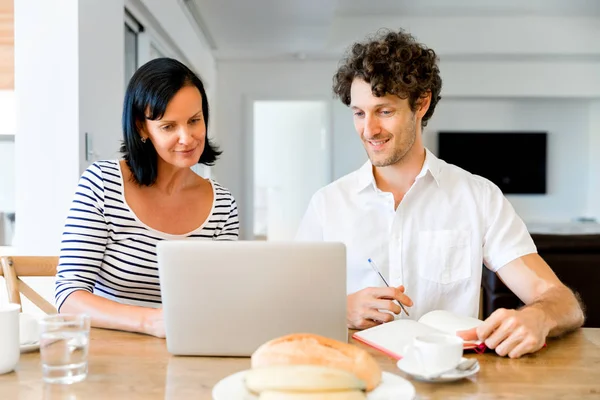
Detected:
left=464, top=253, right=585, bottom=358
left=459, top=180, right=585, bottom=358
left=496, top=253, right=585, bottom=337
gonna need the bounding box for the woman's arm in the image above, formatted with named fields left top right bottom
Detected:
left=60, top=291, right=164, bottom=337
left=55, top=162, right=164, bottom=337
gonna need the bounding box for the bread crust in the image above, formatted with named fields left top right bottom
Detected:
left=251, top=333, right=382, bottom=391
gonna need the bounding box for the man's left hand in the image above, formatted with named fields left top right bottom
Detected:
left=457, top=307, right=548, bottom=358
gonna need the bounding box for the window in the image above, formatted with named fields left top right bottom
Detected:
left=124, top=10, right=143, bottom=87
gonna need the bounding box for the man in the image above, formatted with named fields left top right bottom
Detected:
left=296, top=29, right=584, bottom=358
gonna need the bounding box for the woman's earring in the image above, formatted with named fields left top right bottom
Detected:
left=141, top=137, right=147, bottom=143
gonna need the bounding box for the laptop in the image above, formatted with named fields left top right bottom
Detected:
left=156, top=240, right=348, bottom=356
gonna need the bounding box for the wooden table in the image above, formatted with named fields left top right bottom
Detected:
left=1, top=328, right=599, bottom=400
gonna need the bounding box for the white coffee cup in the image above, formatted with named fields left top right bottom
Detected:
left=404, top=333, right=463, bottom=377
left=0, top=303, right=21, bottom=374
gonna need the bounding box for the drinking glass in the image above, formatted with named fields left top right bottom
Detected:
left=39, top=314, right=91, bottom=384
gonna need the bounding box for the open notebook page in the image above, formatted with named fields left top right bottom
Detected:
left=352, top=310, right=485, bottom=359
left=352, top=319, right=445, bottom=359
left=417, top=310, right=484, bottom=346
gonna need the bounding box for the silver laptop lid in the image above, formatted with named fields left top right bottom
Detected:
left=157, top=240, right=347, bottom=356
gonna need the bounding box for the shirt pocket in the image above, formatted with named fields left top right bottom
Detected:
left=417, top=229, right=472, bottom=284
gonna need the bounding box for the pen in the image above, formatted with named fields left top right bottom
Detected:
left=368, top=258, right=410, bottom=317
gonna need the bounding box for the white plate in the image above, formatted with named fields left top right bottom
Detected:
left=20, top=342, right=40, bottom=353
left=396, top=357, right=479, bottom=383
left=212, top=370, right=416, bottom=400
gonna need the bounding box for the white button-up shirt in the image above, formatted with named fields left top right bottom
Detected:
left=296, top=148, right=537, bottom=320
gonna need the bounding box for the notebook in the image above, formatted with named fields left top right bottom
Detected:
left=352, top=310, right=486, bottom=360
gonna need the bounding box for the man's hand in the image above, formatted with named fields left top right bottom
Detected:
left=457, top=307, right=548, bottom=358
left=347, top=286, right=413, bottom=330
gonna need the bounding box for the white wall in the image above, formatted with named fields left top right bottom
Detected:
left=0, top=91, right=15, bottom=135
left=135, top=0, right=216, bottom=89
left=216, top=61, right=337, bottom=238
left=425, top=99, right=591, bottom=223
left=328, top=16, right=600, bottom=57
left=0, top=140, right=15, bottom=213
left=14, top=0, right=124, bottom=255
left=439, top=60, right=600, bottom=99
left=332, top=100, right=368, bottom=180
left=14, top=0, right=85, bottom=254
left=78, top=1, right=126, bottom=169
left=215, top=58, right=600, bottom=233
left=588, top=101, right=600, bottom=220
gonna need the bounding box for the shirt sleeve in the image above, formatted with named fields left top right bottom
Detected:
left=482, top=180, right=537, bottom=272
left=215, top=196, right=239, bottom=240
left=54, top=162, right=108, bottom=311
left=295, top=193, right=324, bottom=241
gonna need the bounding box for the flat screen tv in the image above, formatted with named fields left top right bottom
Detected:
left=437, top=131, right=547, bottom=194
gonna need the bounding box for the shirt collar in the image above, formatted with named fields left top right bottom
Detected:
left=355, top=148, right=442, bottom=193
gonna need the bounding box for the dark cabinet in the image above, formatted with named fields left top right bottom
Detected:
left=481, top=234, right=600, bottom=328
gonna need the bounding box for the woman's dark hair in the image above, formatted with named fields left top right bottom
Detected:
left=332, top=28, right=442, bottom=128
left=120, top=57, right=221, bottom=186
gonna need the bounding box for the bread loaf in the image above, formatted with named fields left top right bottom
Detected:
left=245, top=365, right=366, bottom=393
left=250, top=333, right=382, bottom=391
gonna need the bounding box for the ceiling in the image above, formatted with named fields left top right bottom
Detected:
left=187, top=0, right=600, bottom=61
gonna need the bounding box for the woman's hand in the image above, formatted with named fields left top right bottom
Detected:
left=141, top=308, right=166, bottom=338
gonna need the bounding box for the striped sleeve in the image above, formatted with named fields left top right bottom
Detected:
left=55, top=162, right=108, bottom=311
left=215, top=196, right=239, bottom=241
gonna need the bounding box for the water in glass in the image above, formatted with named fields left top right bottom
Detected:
left=40, top=314, right=90, bottom=384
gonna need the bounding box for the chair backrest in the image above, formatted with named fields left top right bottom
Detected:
left=0, top=256, right=58, bottom=314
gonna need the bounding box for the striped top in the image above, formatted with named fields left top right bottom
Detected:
left=54, top=160, right=239, bottom=311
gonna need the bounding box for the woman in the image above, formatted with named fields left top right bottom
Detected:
left=54, top=58, right=239, bottom=338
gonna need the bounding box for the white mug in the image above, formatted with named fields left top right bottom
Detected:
left=0, top=303, right=21, bottom=375
left=404, top=333, right=463, bottom=377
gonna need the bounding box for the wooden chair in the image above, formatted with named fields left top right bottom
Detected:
left=0, top=256, right=58, bottom=314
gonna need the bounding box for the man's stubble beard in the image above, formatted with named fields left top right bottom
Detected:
left=368, top=116, right=417, bottom=168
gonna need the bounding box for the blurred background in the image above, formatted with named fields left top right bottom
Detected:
left=0, top=0, right=599, bottom=251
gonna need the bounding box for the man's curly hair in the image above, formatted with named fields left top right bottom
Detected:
left=333, top=28, right=442, bottom=128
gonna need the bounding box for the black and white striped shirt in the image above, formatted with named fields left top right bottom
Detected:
left=54, top=160, right=239, bottom=311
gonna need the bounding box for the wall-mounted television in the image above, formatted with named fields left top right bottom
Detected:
left=437, top=131, right=547, bottom=194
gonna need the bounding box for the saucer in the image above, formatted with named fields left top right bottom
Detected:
left=396, top=357, right=479, bottom=383
left=20, top=313, right=40, bottom=353
left=20, top=342, right=40, bottom=353
left=212, top=370, right=416, bottom=400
